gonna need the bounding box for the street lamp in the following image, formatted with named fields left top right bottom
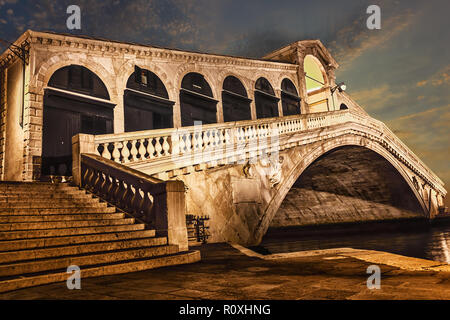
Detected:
left=331, top=82, right=346, bottom=110
left=331, top=82, right=346, bottom=93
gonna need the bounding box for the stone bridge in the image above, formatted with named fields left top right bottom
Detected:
left=0, top=31, right=446, bottom=247
left=74, top=106, right=447, bottom=246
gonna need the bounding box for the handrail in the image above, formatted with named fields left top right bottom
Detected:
left=80, top=153, right=162, bottom=223
left=80, top=153, right=188, bottom=250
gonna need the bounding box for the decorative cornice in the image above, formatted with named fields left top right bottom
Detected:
left=28, top=30, right=298, bottom=72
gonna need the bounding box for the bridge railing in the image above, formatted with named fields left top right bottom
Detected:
left=76, top=152, right=188, bottom=251
left=92, top=111, right=350, bottom=165
left=73, top=107, right=445, bottom=196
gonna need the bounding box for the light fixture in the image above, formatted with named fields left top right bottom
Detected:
left=330, top=82, right=347, bottom=111
left=331, top=82, right=346, bottom=93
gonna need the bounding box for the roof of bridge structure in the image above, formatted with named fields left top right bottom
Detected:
left=262, top=39, right=339, bottom=69
left=1, top=29, right=304, bottom=68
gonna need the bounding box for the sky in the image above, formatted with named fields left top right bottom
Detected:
left=0, top=0, right=449, bottom=205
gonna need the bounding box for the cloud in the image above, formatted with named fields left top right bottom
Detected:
left=416, top=65, right=450, bottom=88
left=329, top=9, right=417, bottom=70
left=347, top=84, right=407, bottom=114
left=387, top=105, right=450, bottom=202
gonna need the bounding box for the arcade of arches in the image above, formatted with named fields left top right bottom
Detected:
left=40, top=66, right=305, bottom=177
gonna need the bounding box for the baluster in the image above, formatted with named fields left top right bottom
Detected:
left=162, top=136, right=170, bottom=156
left=94, top=144, right=101, bottom=156
left=214, top=129, right=220, bottom=149
left=155, top=137, right=163, bottom=157
left=112, top=142, right=121, bottom=163
left=178, top=134, right=186, bottom=155
left=142, top=192, right=154, bottom=224
left=147, top=138, right=155, bottom=158
left=102, top=143, right=112, bottom=160
left=121, top=140, right=131, bottom=163
left=130, top=139, right=138, bottom=162
left=185, top=133, right=192, bottom=154
left=204, top=130, right=211, bottom=151
left=171, top=133, right=180, bottom=155
left=138, top=139, right=146, bottom=160
left=198, top=131, right=204, bottom=152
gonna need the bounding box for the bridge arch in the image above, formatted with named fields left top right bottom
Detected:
left=254, top=135, right=428, bottom=243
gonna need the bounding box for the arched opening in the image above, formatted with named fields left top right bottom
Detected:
left=124, top=66, right=174, bottom=132
left=270, top=146, right=425, bottom=229
left=255, top=77, right=279, bottom=119
left=339, top=103, right=348, bottom=110
left=180, top=72, right=218, bottom=126
left=304, top=55, right=329, bottom=113
left=42, top=65, right=115, bottom=177
left=222, top=76, right=252, bottom=122
left=304, top=55, right=325, bottom=92
left=281, top=78, right=301, bottom=116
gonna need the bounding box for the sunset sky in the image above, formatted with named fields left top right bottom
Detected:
left=1, top=0, right=449, bottom=204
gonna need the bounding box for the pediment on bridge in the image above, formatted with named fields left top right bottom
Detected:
left=262, top=39, right=339, bottom=69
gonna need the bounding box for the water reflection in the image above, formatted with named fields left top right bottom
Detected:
left=256, top=220, right=450, bottom=263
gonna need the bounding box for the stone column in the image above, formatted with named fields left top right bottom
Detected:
left=248, top=88, right=257, bottom=120
left=71, top=133, right=95, bottom=186
left=295, top=51, right=308, bottom=114
left=275, top=89, right=283, bottom=117
left=173, top=88, right=182, bottom=128
left=151, top=180, right=188, bottom=251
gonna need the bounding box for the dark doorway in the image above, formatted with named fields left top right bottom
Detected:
left=124, top=67, right=174, bottom=132
left=180, top=72, right=218, bottom=126
left=281, top=78, right=301, bottom=116
left=255, top=77, right=279, bottom=119
left=340, top=103, right=348, bottom=110
left=222, top=76, right=252, bottom=122
left=42, top=65, right=114, bottom=177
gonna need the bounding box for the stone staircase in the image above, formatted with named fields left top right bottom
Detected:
left=0, top=182, right=200, bottom=293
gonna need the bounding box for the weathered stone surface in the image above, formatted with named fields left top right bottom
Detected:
left=0, top=182, right=200, bottom=293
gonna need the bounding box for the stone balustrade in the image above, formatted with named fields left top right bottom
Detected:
left=73, top=106, right=446, bottom=198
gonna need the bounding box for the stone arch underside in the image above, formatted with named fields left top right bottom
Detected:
left=270, top=146, right=426, bottom=229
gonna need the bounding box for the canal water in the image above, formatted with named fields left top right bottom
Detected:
left=252, top=218, right=450, bottom=263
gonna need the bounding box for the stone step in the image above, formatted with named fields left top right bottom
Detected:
left=0, top=229, right=156, bottom=251
left=0, top=182, right=74, bottom=187
left=0, top=218, right=136, bottom=231
left=0, top=244, right=180, bottom=277
left=0, top=199, right=105, bottom=208
left=0, top=213, right=125, bottom=223
left=0, top=186, right=77, bottom=192
left=0, top=237, right=168, bottom=263
left=0, top=188, right=88, bottom=196
left=0, top=193, right=92, bottom=200
left=0, top=250, right=201, bottom=293
left=0, top=223, right=146, bottom=240
left=0, top=207, right=117, bottom=215
left=0, top=195, right=95, bottom=203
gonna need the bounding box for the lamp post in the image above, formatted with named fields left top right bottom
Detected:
left=331, top=82, right=346, bottom=110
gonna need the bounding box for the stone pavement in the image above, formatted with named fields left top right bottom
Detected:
left=0, top=243, right=449, bottom=300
